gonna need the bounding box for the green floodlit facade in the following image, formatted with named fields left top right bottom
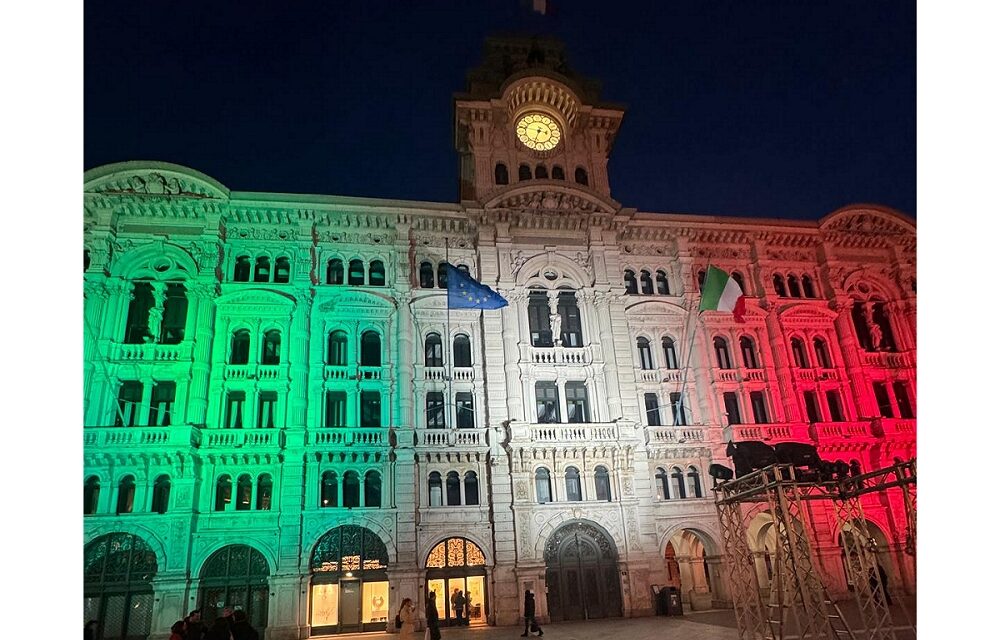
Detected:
left=83, top=38, right=916, bottom=640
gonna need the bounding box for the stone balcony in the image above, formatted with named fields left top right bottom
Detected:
left=201, top=428, right=283, bottom=449
left=523, top=345, right=593, bottom=365
left=84, top=424, right=202, bottom=448
left=794, top=368, right=840, bottom=382
left=306, top=427, right=391, bottom=448
left=731, top=422, right=810, bottom=443
left=320, top=365, right=389, bottom=381
left=646, top=426, right=707, bottom=445
left=859, top=350, right=915, bottom=369
left=417, top=428, right=488, bottom=448
left=420, top=366, right=475, bottom=382
left=107, top=341, right=192, bottom=362
left=712, top=368, right=765, bottom=383
left=871, top=417, right=916, bottom=438
left=223, top=363, right=284, bottom=381
left=808, top=420, right=875, bottom=442
left=521, top=421, right=623, bottom=443
left=637, top=368, right=685, bottom=384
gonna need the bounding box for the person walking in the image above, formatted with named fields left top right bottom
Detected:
left=453, top=589, right=466, bottom=626
left=425, top=592, right=441, bottom=640
left=398, top=597, right=416, bottom=640
left=521, top=590, right=542, bottom=637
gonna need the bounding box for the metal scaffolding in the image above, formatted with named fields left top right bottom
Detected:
left=714, top=459, right=916, bottom=640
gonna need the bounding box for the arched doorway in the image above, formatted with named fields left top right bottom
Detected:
left=84, top=532, right=158, bottom=640
left=309, top=525, right=390, bottom=635
left=198, top=544, right=270, bottom=633
left=543, top=521, right=622, bottom=621
left=838, top=520, right=895, bottom=597
left=664, top=529, right=717, bottom=610
left=425, top=537, right=488, bottom=626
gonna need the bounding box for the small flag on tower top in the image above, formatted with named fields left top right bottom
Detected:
left=699, top=266, right=747, bottom=322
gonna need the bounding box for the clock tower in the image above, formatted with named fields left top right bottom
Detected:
left=454, top=36, right=625, bottom=203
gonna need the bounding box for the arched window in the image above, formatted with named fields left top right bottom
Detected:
left=640, top=270, right=654, bottom=294
left=429, top=471, right=443, bottom=507
left=713, top=337, right=733, bottom=369
left=457, top=264, right=470, bottom=274
left=256, top=474, right=272, bottom=510
left=343, top=471, right=360, bottom=508
left=453, top=334, right=472, bottom=367
left=253, top=256, right=270, bottom=282
left=661, top=337, right=679, bottom=369
left=348, top=259, right=365, bottom=286
left=235, top=474, right=252, bottom=511
left=732, top=271, right=745, bottom=294
left=116, top=475, right=136, bottom=514
left=327, top=258, right=344, bottom=285
left=150, top=475, right=171, bottom=514
left=123, top=281, right=154, bottom=343
left=495, top=162, right=509, bottom=185
left=360, top=331, right=381, bottom=366
left=697, top=269, right=707, bottom=292
left=655, top=468, right=670, bottom=500
left=437, top=262, right=449, bottom=289
left=535, top=164, right=548, bottom=179
left=687, top=466, right=703, bottom=498
left=801, top=275, right=816, bottom=298
left=321, top=471, right=338, bottom=507
left=274, top=257, right=290, bottom=283
left=424, top=333, right=443, bottom=367
left=575, top=167, right=589, bottom=185
left=368, top=260, right=386, bottom=286
left=565, top=467, right=583, bottom=501
left=234, top=256, right=251, bottom=282
left=519, top=164, right=531, bottom=181
left=773, top=274, right=787, bottom=297
left=637, top=337, right=654, bottom=370
left=656, top=270, right=670, bottom=295
left=160, top=283, right=188, bottom=344
left=327, top=330, right=348, bottom=366
left=670, top=467, right=687, bottom=499
left=419, top=261, right=434, bottom=288
left=557, top=290, right=583, bottom=347
left=364, top=471, right=381, bottom=507
left=215, top=475, right=232, bottom=511
left=446, top=471, right=462, bottom=506
left=790, top=338, right=809, bottom=368
left=261, top=330, right=281, bottom=365
left=813, top=338, right=832, bottom=369
left=787, top=275, right=802, bottom=298
left=739, top=336, right=759, bottom=369
left=624, top=270, right=638, bottom=294
left=527, top=290, right=553, bottom=347
left=535, top=468, right=552, bottom=504
left=552, top=165, right=565, bottom=180
left=594, top=466, right=611, bottom=502
left=84, top=476, right=101, bottom=515
left=464, top=471, right=479, bottom=505
left=230, top=330, right=250, bottom=365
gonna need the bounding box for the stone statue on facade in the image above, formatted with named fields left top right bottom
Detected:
left=865, top=303, right=883, bottom=351
left=549, top=310, right=562, bottom=347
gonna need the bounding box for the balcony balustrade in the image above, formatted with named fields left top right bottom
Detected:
left=524, top=345, right=591, bottom=365
left=417, top=428, right=488, bottom=447
left=224, top=364, right=284, bottom=380
left=809, top=421, right=874, bottom=441
left=872, top=417, right=916, bottom=437
left=83, top=424, right=201, bottom=448
left=307, top=427, right=389, bottom=447
left=860, top=350, right=914, bottom=369
left=529, top=422, right=620, bottom=443
left=323, top=365, right=351, bottom=380
left=731, top=422, right=809, bottom=442
left=647, top=426, right=706, bottom=444
left=202, top=429, right=283, bottom=448
left=638, top=369, right=685, bottom=384
left=109, top=341, right=190, bottom=362
left=743, top=368, right=765, bottom=382
left=714, top=369, right=740, bottom=383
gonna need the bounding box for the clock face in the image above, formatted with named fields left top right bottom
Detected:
left=516, top=113, right=562, bottom=151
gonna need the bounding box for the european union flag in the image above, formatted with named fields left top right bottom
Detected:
left=446, top=264, right=509, bottom=310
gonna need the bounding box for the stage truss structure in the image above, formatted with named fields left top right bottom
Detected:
left=714, top=459, right=916, bottom=640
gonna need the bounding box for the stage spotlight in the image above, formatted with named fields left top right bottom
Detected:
left=708, top=463, right=734, bottom=486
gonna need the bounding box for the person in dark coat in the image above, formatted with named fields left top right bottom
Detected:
left=425, top=592, right=442, bottom=640
left=205, top=615, right=233, bottom=640
left=452, top=589, right=466, bottom=626
left=185, top=610, right=205, bottom=640
left=230, top=609, right=259, bottom=640
left=521, top=590, right=542, bottom=637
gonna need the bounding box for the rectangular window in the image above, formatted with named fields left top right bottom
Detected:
left=644, top=393, right=661, bottom=426
left=670, top=392, right=688, bottom=426
left=825, top=390, right=844, bottom=422
left=426, top=392, right=446, bottom=428
left=566, top=383, right=589, bottom=423
left=148, top=382, right=176, bottom=426
left=160, top=283, right=188, bottom=344
left=456, top=392, right=475, bottom=428
left=360, top=391, right=381, bottom=428
left=803, top=391, right=822, bottom=423
left=225, top=391, right=245, bottom=429
left=527, top=292, right=553, bottom=347
left=115, top=381, right=143, bottom=427
left=535, top=382, right=560, bottom=423
left=258, top=391, right=277, bottom=429
left=558, top=292, right=583, bottom=347
left=750, top=391, right=769, bottom=424
left=893, top=381, right=914, bottom=419
left=723, top=392, right=742, bottom=426
left=872, top=383, right=894, bottom=418
left=325, top=391, right=347, bottom=427
left=123, top=281, right=154, bottom=344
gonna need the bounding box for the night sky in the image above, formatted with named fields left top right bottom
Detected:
left=84, top=0, right=915, bottom=221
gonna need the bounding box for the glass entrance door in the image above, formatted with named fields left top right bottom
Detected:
left=340, top=581, right=361, bottom=630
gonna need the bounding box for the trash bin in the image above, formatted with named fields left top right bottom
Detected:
left=665, top=587, right=683, bottom=616
left=652, top=586, right=667, bottom=615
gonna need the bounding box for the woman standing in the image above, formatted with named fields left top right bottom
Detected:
left=425, top=592, right=441, bottom=640
left=398, top=598, right=416, bottom=640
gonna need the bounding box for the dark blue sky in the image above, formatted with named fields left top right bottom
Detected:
left=84, top=0, right=915, bottom=220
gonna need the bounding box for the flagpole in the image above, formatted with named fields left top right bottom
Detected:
left=445, top=237, right=454, bottom=433
left=676, top=262, right=709, bottom=428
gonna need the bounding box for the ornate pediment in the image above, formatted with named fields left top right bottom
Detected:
left=819, top=205, right=915, bottom=251
left=482, top=182, right=619, bottom=214
left=318, top=290, right=396, bottom=311
left=623, top=299, right=688, bottom=317
left=217, top=289, right=297, bottom=308
left=85, top=162, right=229, bottom=200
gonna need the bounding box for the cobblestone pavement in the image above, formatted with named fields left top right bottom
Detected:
left=325, top=598, right=917, bottom=640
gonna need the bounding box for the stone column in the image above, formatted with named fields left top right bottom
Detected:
left=148, top=572, right=191, bottom=640
left=266, top=574, right=302, bottom=640
left=185, top=282, right=217, bottom=426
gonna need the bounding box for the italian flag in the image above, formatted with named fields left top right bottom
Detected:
left=699, top=266, right=747, bottom=322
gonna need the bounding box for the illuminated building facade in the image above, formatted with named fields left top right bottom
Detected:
left=83, top=37, right=916, bottom=640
